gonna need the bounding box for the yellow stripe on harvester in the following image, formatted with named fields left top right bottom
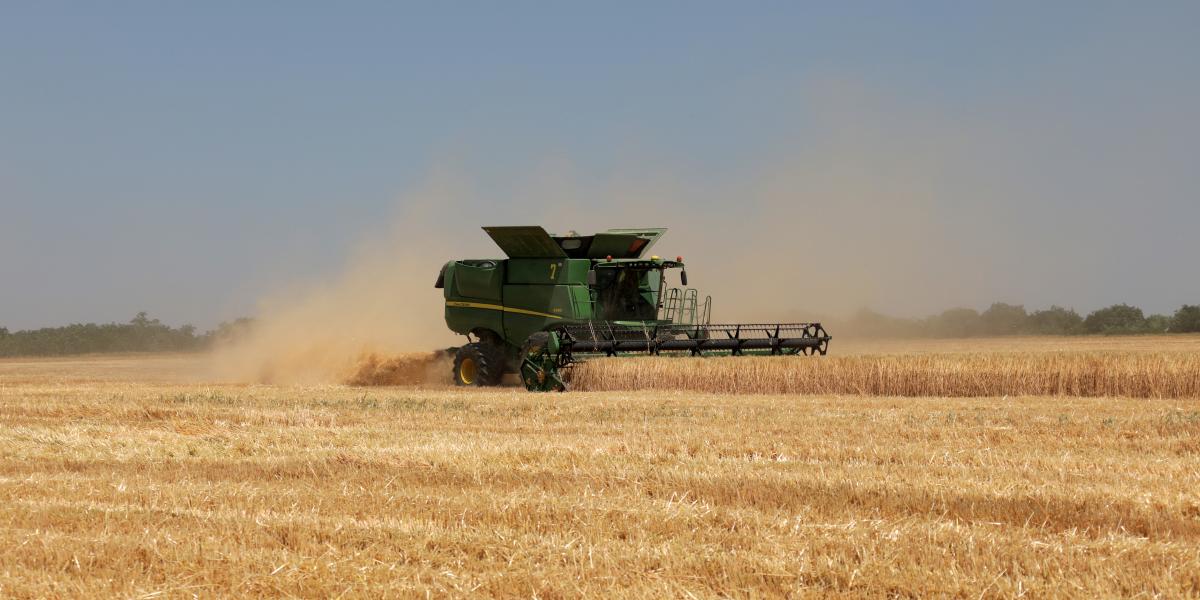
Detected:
left=445, top=301, right=563, bottom=320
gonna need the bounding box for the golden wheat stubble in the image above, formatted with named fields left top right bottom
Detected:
left=0, top=351, right=1197, bottom=597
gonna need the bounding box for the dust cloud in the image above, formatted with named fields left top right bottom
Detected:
left=212, top=79, right=1139, bottom=382
left=515, top=81, right=995, bottom=326
left=208, top=179, right=469, bottom=385
left=343, top=351, right=453, bottom=386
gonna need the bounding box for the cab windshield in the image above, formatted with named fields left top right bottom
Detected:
left=592, top=267, right=661, bottom=321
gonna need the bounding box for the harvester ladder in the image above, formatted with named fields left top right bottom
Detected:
left=661, top=288, right=711, bottom=326
left=680, top=289, right=698, bottom=325
left=662, top=288, right=681, bottom=322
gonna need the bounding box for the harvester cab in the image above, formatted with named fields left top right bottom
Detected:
left=436, top=226, right=830, bottom=391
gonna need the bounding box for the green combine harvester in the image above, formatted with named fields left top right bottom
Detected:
left=435, top=226, right=831, bottom=391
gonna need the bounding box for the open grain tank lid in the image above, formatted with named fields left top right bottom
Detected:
left=483, top=226, right=666, bottom=259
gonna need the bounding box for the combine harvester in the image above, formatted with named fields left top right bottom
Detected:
left=435, top=226, right=831, bottom=391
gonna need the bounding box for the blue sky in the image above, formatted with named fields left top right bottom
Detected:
left=2, top=2, right=1198, bottom=329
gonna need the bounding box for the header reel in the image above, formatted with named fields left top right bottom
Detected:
left=518, top=321, right=831, bottom=391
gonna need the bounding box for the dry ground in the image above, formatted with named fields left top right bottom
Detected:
left=1, top=345, right=1199, bottom=598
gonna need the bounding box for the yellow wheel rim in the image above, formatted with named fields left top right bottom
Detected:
left=459, top=357, right=478, bottom=385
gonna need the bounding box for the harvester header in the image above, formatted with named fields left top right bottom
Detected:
left=436, top=226, right=830, bottom=391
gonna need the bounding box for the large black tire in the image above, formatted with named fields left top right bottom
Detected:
left=520, top=331, right=551, bottom=359
left=473, top=330, right=512, bottom=377
left=452, top=342, right=505, bottom=386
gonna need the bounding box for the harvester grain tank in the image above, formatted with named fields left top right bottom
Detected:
left=435, top=226, right=830, bottom=391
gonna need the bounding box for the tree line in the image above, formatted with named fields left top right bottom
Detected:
left=0, top=312, right=254, bottom=357
left=3, top=304, right=1200, bottom=357
left=844, top=303, right=1200, bottom=338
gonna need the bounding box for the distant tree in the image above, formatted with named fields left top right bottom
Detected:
left=0, top=313, right=208, bottom=357
left=980, top=303, right=1028, bottom=335
left=1144, top=314, right=1171, bottom=333
left=1083, top=304, right=1147, bottom=334
left=1027, top=306, right=1084, bottom=335
left=0, top=327, right=8, bottom=338
left=1171, top=305, right=1200, bottom=333
left=926, top=308, right=982, bottom=338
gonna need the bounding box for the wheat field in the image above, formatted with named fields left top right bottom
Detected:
left=572, top=334, right=1200, bottom=398
left=1, top=341, right=1199, bottom=597
left=570, top=352, right=1200, bottom=397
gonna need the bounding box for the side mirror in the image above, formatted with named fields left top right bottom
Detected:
left=587, top=269, right=597, bottom=286
left=680, top=270, right=688, bottom=286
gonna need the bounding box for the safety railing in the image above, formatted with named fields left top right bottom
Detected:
left=661, top=288, right=712, bottom=326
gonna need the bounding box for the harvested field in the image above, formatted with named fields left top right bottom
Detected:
left=344, top=351, right=452, bottom=386
left=1, top=351, right=1199, bottom=597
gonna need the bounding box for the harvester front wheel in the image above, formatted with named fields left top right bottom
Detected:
left=452, top=343, right=504, bottom=386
